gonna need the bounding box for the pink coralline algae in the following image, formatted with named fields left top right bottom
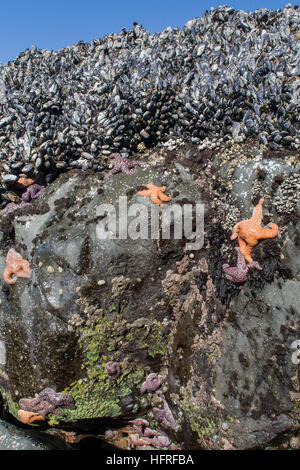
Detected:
left=140, top=373, right=163, bottom=393
left=3, top=249, right=31, bottom=285
left=222, top=247, right=262, bottom=283
left=104, top=153, right=145, bottom=179
left=105, top=361, right=121, bottom=376
left=21, top=184, right=45, bottom=202
left=19, top=387, right=75, bottom=417
left=153, top=399, right=177, bottom=430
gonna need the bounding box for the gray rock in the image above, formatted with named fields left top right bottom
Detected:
left=0, top=166, right=202, bottom=419
left=0, top=146, right=299, bottom=450
left=0, top=420, right=68, bottom=450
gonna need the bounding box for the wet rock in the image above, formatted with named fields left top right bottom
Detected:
left=0, top=142, right=299, bottom=449
left=0, top=164, right=202, bottom=427
left=0, top=419, right=69, bottom=450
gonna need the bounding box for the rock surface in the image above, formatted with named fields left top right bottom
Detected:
left=0, top=419, right=69, bottom=450
left=0, top=141, right=299, bottom=450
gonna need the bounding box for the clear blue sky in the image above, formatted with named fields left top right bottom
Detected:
left=0, top=0, right=298, bottom=65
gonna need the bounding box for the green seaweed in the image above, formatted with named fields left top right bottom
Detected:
left=53, top=312, right=167, bottom=423
left=182, top=389, right=223, bottom=440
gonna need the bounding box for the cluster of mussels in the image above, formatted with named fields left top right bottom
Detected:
left=0, top=4, right=299, bottom=207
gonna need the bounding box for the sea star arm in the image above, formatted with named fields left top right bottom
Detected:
left=104, top=168, right=118, bottom=179
left=238, top=237, right=253, bottom=263
left=151, top=194, right=163, bottom=206
left=122, top=167, right=138, bottom=176
left=159, top=192, right=171, bottom=202
left=15, top=261, right=31, bottom=278
left=256, top=223, right=279, bottom=240
left=231, top=222, right=240, bottom=240
left=129, top=160, right=145, bottom=167
left=222, top=248, right=248, bottom=282
left=3, top=268, right=16, bottom=284
left=251, top=198, right=264, bottom=225
left=236, top=247, right=247, bottom=270
left=248, top=260, right=262, bottom=270
left=138, top=189, right=152, bottom=196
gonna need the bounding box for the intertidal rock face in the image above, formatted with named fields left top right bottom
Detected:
left=0, top=162, right=202, bottom=430
left=0, top=141, right=299, bottom=450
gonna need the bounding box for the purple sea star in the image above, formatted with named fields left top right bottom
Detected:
left=129, top=418, right=158, bottom=438
left=0, top=201, right=29, bottom=217
left=128, top=417, right=175, bottom=449
left=152, top=435, right=171, bottom=448
left=105, top=361, right=121, bottom=376
left=222, top=247, right=262, bottom=283
left=153, top=399, right=177, bottom=430
left=21, top=184, right=45, bottom=202
left=140, top=373, right=163, bottom=393
left=19, top=387, right=75, bottom=417
left=104, top=153, right=145, bottom=179
left=0, top=184, right=45, bottom=217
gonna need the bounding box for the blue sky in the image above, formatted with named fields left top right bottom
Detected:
left=0, top=0, right=298, bottom=65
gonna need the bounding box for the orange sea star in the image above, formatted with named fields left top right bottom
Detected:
left=15, top=174, right=35, bottom=189
left=138, top=183, right=171, bottom=206
left=231, top=198, right=279, bottom=263
left=18, top=409, right=45, bottom=425
left=3, top=248, right=31, bottom=284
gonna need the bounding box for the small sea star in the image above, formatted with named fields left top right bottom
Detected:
left=104, top=153, right=144, bottom=179
left=21, top=184, right=45, bottom=202
left=15, top=174, right=35, bottom=189
left=129, top=419, right=158, bottom=438
left=128, top=418, right=173, bottom=449
left=231, top=198, right=279, bottom=263
left=138, top=183, right=171, bottom=206
left=140, top=373, right=163, bottom=393
left=223, top=247, right=262, bottom=283
left=153, top=399, right=177, bottom=430
left=105, top=361, right=121, bottom=376
left=3, top=249, right=31, bottom=285
left=128, top=433, right=153, bottom=448
left=18, top=410, right=45, bottom=425
left=0, top=201, right=29, bottom=217
left=19, top=387, right=75, bottom=417
left=152, top=435, right=171, bottom=448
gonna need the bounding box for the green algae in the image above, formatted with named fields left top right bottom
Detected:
left=181, top=389, right=226, bottom=440
left=144, top=322, right=168, bottom=358
left=52, top=311, right=168, bottom=424
left=0, top=300, right=169, bottom=426
left=0, top=370, right=19, bottom=421
left=182, top=393, right=217, bottom=439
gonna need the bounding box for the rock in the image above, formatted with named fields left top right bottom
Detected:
left=0, top=164, right=202, bottom=426
left=0, top=419, right=69, bottom=450
left=0, top=142, right=299, bottom=450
